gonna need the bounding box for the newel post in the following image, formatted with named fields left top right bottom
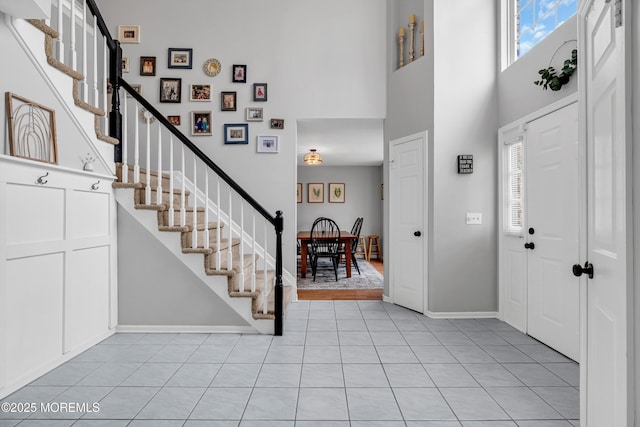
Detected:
left=110, top=40, right=123, bottom=163
left=274, top=210, right=284, bottom=336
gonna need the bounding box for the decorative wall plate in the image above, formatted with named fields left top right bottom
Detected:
left=203, top=58, right=221, bottom=77
left=139, top=107, right=156, bottom=124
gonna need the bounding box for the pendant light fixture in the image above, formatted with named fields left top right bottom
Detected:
left=304, top=148, right=323, bottom=165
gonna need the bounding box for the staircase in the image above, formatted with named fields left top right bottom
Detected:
left=18, top=0, right=293, bottom=335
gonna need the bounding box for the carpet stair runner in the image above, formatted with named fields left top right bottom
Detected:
left=114, top=164, right=293, bottom=321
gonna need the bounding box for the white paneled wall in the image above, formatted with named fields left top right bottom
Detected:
left=0, top=155, right=117, bottom=399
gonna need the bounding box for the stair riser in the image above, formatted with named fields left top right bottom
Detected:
left=181, top=231, right=229, bottom=251
left=134, top=188, right=189, bottom=208
left=118, top=165, right=173, bottom=188
left=157, top=210, right=207, bottom=227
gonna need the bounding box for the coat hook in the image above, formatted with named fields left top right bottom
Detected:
left=91, top=180, right=100, bottom=190
left=36, top=172, right=49, bottom=185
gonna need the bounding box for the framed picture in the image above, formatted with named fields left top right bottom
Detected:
left=6, top=92, right=58, bottom=164
left=270, top=118, right=284, bottom=129
left=307, top=183, right=324, bottom=203
left=257, top=135, right=279, bottom=153
left=122, top=57, right=130, bottom=73
left=126, top=84, right=142, bottom=97
left=191, top=111, right=212, bottom=136
left=224, top=123, right=249, bottom=144
left=139, top=56, right=156, bottom=76
left=190, top=84, right=211, bottom=101
left=167, top=115, right=181, bottom=126
left=168, top=48, right=193, bottom=69
left=221, top=91, right=237, bottom=111
left=253, top=83, right=267, bottom=101
left=297, top=183, right=302, bottom=203
left=159, top=78, right=181, bottom=103
left=118, top=25, right=140, bottom=43
left=232, top=64, right=246, bottom=83
left=246, top=107, right=263, bottom=122
left=329, top=183, right=346, bottom=203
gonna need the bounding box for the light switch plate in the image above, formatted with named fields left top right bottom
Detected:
left=466, top=212, right=482, bottom=225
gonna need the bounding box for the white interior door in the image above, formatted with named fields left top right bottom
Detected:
left=581, top=0, right=631, bottom=424
left=526, top=102, right=580, bottom=361
left=389, top=132, right=427, bottom=313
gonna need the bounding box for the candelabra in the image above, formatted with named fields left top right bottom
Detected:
left=408, top=14, right=416, bottom=63
left=398, top=27, right=405, bottom=68
left=420, top=20, right=425, bottom=57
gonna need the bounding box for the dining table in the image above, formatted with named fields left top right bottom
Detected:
left=297, top=230, right=357, bottom=279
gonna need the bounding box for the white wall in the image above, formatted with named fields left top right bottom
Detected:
left=498, top=16, right=578, bottom=127
left=386, top=0, right=498, bottom=313
left=117, top=207, right=250, bottom=328
left=297, top=165, right=383, bottom=240
left=96, top=0, right=387, bottom=274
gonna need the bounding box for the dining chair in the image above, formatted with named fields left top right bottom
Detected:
left=309, top=217, right=341, bottom=281
left=340, top=217, right=364, bottom=275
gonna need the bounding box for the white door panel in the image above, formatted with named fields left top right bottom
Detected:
left=526, top=102, right=580, bottom=361
left=390, top=132, right=427, bottom=313
left=581, top=0, right=631, bottom=424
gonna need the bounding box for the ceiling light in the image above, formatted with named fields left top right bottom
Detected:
left=304, top=149, right=323, bottom=165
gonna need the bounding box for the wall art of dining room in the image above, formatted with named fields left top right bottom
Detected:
left=307, top=183, right=324, bottom=203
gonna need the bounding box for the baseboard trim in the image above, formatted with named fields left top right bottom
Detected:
left=382, top=294, right=393, bottom=303
left=424, top=310, right=498, bottom=319
left=116, top=324, right=258, bottom=334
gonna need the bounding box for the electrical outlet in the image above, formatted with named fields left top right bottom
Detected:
left=466, top=212, right=482, bottom=225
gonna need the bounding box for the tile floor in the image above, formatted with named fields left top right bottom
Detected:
left=0, top=300, right=580, bottom=426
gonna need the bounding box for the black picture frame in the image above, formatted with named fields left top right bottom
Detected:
left=253, top=83, right=267, bottom=101
left=139, top=56, right=156, bottom=76
left=221, top=91, right=237, bottom=111
left=224, top=123, right=249, bottom=144
left=159, top=78, right=182, bottom=103
left=167, top=48, right=193, bottom=69
left=232, top=64, right=247, bottom=83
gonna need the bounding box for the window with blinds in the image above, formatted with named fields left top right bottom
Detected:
left=505, top=142, right=524, bottom=233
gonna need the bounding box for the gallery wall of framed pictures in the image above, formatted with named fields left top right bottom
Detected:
left=118, top=28, right=286, bottom=150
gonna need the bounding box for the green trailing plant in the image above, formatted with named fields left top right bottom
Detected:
left=534, top=48, right=577, bottom=91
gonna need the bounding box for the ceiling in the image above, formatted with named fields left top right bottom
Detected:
left=296, top=119, right=384, bottom=167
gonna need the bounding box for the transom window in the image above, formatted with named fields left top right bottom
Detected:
left=514, top=0, right=577, bottom=59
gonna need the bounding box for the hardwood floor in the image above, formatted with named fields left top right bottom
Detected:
left=297, top=259, right=384, bottom=301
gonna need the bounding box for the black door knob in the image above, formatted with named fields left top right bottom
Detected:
left=524, top=242, right=535, bottom=250
left=572, top=262, right=594, bottom=279
left=414, top=231, right=421, bottom=237
left=528, top=227, right=535, bottom=235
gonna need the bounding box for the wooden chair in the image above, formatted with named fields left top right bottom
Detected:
left=309, top=217, right=342, bottom=281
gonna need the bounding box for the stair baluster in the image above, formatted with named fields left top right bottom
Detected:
left=69, top=0, right=76, bottom=69
left=239, top=201, right=245, bottom=291
left=121, top=88, right=128, bottom=183
left=216, top=176, right=221, bottom=269
left=145, top=117, right=151, bottom=204
left=133, top=103, right=140, bottom=183
left=251, top=213, right=256, bottom=292
left=191, top=157, right=198, bottom=249
left=80, top=2, right=88, bottom=103
left=263, top=226, right=268, bottom=314
left=204, top=170, right=210, bottom=250
left=156, top=127, right=162, bottom=205
left=101, top=34, right=107, bottom=131
left=227, top=189, right=233, bottom=270
left=168, top=136, right=174, bottom=226
left=180, top=145, right=186, bottom=227
left=56, top=0, right=64, bottom=60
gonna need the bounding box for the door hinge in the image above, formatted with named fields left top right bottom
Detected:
left=614, top=0, right=623, bottom=27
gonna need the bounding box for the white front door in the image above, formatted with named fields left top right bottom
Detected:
left=526, top=102, right=580, bottom=361
left=389, top=132, right=427, bottom=313
left=581, top=0, right=632, bottom=424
